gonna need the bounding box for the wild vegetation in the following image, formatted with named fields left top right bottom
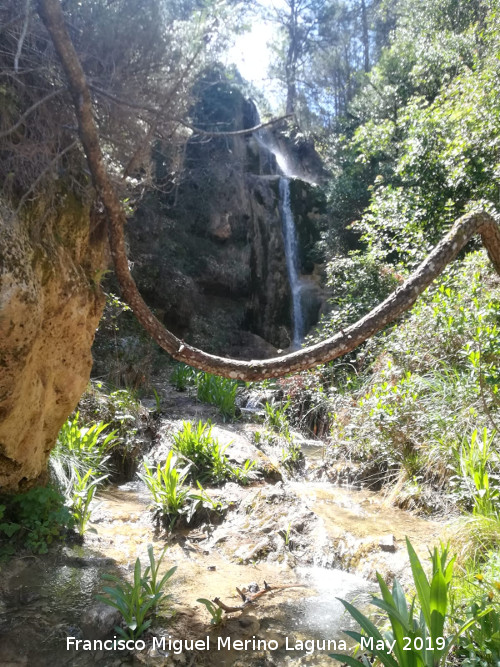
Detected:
left=1, top=0, right=500, bottom=664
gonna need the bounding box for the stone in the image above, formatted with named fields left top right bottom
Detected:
left=80, top=602, right=122, bottom=640
left=379, top=534, right=397, bottom=552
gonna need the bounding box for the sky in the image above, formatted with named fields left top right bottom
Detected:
left=225, top=20, right=276, bottom=88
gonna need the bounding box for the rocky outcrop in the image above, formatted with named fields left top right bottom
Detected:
left=0, top=199, right=106, bottom=491
left=122, top=80, right=325, bottom=356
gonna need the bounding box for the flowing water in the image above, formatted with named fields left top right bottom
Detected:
left=0, top=468, right=446, bottom=666
left=279, top=177, right=305, bottom=348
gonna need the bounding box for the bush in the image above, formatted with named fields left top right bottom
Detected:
left=0, top=486, right=72, bottom=556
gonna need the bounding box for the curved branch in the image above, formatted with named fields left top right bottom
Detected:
left=37, top=0, right=500, bottom=382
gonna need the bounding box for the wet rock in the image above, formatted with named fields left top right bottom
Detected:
left=237, top=615, right=260, bottom=635
left=61, top=548, right=116, bottom=569
left=234, top=539, right=270, bottom=563
left=80, top=602, right=122, bottom=640
left=379, top=534, right=397, bottom=552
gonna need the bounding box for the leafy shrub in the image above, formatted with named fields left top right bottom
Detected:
left=0, top=486, right=72, bottom=556
left=97, top=544, right=176, bottom=640
left=172, top=420, right=232, bottom=484
left=311, top=251, right=400, bottom=338
left=196, top=372, right=238, bottom=420
left=326, top=252, right=500, bottom=504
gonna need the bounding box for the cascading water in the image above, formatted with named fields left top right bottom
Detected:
left=250, top=100, right=307, bottom=347
left=279, top=177, right=304, bottom=348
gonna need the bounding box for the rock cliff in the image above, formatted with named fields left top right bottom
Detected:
left=0, top=199, right=107, bottom=490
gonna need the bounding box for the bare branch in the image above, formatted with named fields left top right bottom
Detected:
left=88, top=84, right=292, bottom=138
left=37, top=0, right=500, bottom=382
left=15, top=139, right=78, bottom=214
left=0, top=87, right=64, bottom=139
left=178, top=114, right=294, bottom=138
left=14, top=0, right=31, bottom=72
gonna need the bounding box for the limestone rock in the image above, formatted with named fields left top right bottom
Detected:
left=0, top=200, right=106, bottom=490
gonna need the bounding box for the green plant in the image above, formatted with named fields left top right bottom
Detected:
left=170, top=363, right=196, bottom=391
left=97, top=546, right=176, bottom=640
left=152, top=387, right=162, bottom=414
left=70, top=468, right=108, bottom=536
left=196, top=372, right=238, bottom=420
left=458, top=428, right=499, bottom=518
left=264, top=400, right=291, bottom=438
left=141, top=544, right=177, bottom=601
left=52, top=412, right=118, bottom=478
left=450, top=552, right=500, bottom=666
left=139, top=451, right=192, bottom=527
left=0, top=486, right=72, bottom=555
left=330, top=538, right=480, bottom=666
left=281, top=439, right=303, bottom=471
left=230, top=458, right=257, bottom=485
left=172, top=420, right=233, bottom=484
left=197, top=598, right=224, bottom=625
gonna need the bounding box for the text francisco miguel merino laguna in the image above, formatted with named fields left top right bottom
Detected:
left=66, top=635, right=349, bottom=654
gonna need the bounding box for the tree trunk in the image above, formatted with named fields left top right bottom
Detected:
left=360, top=0, right=370, bottom=72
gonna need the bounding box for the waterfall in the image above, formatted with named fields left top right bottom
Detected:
left=249, top=101, right=306, bottom=347
left=279, top=177, right=304, bottom=348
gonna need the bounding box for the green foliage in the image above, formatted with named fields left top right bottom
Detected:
left=0, top=486, right=72, bottom=556
left=196, top=372, right=238, bottom=420
left=172, top=420, right=256, bottom=485
left=230, top=458, right=257, bottom=485
left=70, top=468, right=108, bottom=536
left=330, top=539, right=470, bottom=666
left=172, top=421, right=232, bottom=484
left=139, top=451, right=193, bottom=528
left=52, top=411, right=118, bottom=476
left=264, top=400, right=291, bottom=439
left=97, top=545, right=176, bottom=640
left=197, top=598, right=224, bottom=625
left=259, top=400, right=303, bottom=471
left=138, top=451, right=227, bottom=529
left=326, top=252, right=499, bottom=505
left=449, top=551, right=500, bottom=666
left=170, top=363, right=196, bottom=391
left=50, top=412, right=118, bottom=536
left=458, top=428, right=499, bottom=519
left=312, top=251, right=400, bottom=337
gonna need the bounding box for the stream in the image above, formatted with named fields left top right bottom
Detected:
left=0, top=391, right=448, bottom=666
